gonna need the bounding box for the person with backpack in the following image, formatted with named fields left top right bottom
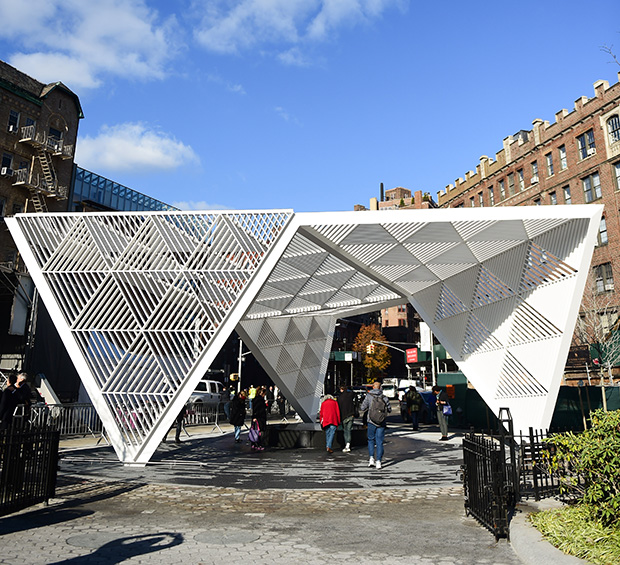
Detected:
left=360, top=380, right=391, bottom=469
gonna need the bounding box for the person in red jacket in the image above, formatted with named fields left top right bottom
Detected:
left=319, top=394, right=341, bottom=453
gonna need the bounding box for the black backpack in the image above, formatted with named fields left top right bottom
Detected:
left=368, top=394, right=387, bottom=425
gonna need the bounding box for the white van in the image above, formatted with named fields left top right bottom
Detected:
left=189, top=379, right=223, bottom=404
left=382, top=383, right=397, bottom=399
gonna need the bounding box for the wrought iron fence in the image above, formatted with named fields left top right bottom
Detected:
left=0, top=426, right=60, bottom=517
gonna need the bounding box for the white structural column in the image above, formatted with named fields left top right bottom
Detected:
left=6, top=205, right=602, bottom=464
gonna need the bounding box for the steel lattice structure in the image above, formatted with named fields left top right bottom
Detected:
left=7, top=205, right=602, bottom=464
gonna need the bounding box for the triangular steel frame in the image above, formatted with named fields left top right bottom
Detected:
left=7, top=205, right=602, bottom=464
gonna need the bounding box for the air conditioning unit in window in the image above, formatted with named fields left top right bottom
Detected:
left=531, top=175, right=539, bottom=184
left=7, top=124, right=17, bottom=133
left=1, top=167, right=14, bottom=176
left=587, top=148, right=596, bottom=156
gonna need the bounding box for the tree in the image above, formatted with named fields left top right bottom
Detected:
left=573, top=272, right=620, bottom=382
left=352, top=324, right=390, bottom=381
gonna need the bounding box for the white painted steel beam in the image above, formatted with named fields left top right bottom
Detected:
left=6, top=205, right=602, bottom=463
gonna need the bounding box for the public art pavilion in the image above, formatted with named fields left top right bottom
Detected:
left=7, top=205, right=602, bottom=464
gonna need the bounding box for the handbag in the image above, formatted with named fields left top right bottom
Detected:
left=248, top=420, right=261, bottom=442
left=443, top=404, right=452, bottom=416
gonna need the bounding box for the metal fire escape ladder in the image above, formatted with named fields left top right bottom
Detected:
left=27, top=188, right=48, bottom=213
left=36, top=147, right=57, bottom=194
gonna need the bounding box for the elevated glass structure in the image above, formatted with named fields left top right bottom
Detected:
left=70, top=166, right=177, bottom=212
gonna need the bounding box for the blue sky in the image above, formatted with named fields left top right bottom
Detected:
left=1, top=0, right=619, bottom=212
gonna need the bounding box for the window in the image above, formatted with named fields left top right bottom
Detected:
left=577, top=129, right=596, bottom=159
left=563, top=185, right=572, bottom=204
left=508, top=173, right=515, bottom=196
left=1, top=152, right=12, bottom=169
left=559, top=145, right=567, bottom=170
left=517, top=169, right=524, bottom=191
left=478, top=192, right=484, bottom=207
left=582, top=172, right=602, bottom=202
left=607, top=115, right=620, bottom=144
left=545, top=153, right=554, bottom=176
left=533, top=198, right=542, bottom=205
left=614, top=161, right=620, bottom=190
left=597, top=216, right=608, bottom=246
left=469, top=196, right=475, bottom=207
left=488, top=186, right=495, bottom=206
left=549, top=191, right=557, bottom=205
left=499, top=179, right=506, bottom=200
left=0, top=197, right=5, bottom=218
left=594, top=262, right=614, bottom=293
left=11, top=203, right=23, bottom=215
left=7, top=110, right=19, bottom=133
left=531, top=161, right=539, bottom=184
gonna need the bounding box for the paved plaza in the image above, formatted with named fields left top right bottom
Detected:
left=0, top=415, right=578, bottom=564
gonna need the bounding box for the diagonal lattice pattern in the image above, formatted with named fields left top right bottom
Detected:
left=7, top=206, right=601, bottom=464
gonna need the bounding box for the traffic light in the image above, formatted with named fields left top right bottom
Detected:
left=366, top=343, right=375, bottom=354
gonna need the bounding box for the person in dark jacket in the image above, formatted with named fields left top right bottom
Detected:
left=0, top=373, right=24, bottom=430
left=432, top=385, right=450, bottom=441
left=405, top=386, right=423, bottom=431
left=229, top=390, right=246, bottom=443
left=337, top=385, right=356, bottom=452
left=360, top=381, right=391, bottom=469
left=251, top=387, right=267, bottom=451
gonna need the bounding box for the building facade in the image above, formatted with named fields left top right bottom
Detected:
left=0, top=59, right=82, bottom=371
left=435, top=73, right=620, bottom=375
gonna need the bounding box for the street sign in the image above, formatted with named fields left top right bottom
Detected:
left=406, top=347, right=418, bottom=363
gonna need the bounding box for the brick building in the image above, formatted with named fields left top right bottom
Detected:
left=435, top=73, right=620, bottom=374
left=0, top=59, right=82, bottom=370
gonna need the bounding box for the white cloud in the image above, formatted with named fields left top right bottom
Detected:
left=274, top=106, right=301, bottom=125
left=193, top=0, right=407, bottom=58
left=0, top=0, right=180, bottom=90
left=75, top=123, right=200, bottom=173
left=172, top=200, right=231, bottom=211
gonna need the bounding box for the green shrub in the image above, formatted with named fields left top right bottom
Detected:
left=543, top=409, right=620, bottom=526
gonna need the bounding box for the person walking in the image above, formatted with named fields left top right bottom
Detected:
left=221, top=386, right=232, bottom=422
left=265, top=386, right=275, bottom=414
left=337, top=385, right=356, bottom=452
left=229, top=390, right=246, bottom=443
left=276, top=390, right=286, bottom=417
left=432, top=385, right=450, bottom=441
left=319, top=394, right=340, bottom=453
left=251, top=387, right=267, bottom=451
left=405, top=385, right=423, bottom=431
left=360, top=381, right=391, bottom=469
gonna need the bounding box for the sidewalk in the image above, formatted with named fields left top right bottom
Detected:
left=0, top=418, right=583, bottom=564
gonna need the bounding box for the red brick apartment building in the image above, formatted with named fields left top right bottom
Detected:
left=436, top=75, right=620, bottom=338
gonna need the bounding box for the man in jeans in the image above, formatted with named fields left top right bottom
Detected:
left=337, top=385, right=356, bottom=452
left=360, top=381, right=391, bottom=469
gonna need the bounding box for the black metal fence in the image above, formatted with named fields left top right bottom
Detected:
left=461, top=408, right=578, bottom=539
left=0, top=426, right=60, bottom=517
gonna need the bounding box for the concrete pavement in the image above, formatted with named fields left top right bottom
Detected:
left=0, top=415, right=583, bottom=564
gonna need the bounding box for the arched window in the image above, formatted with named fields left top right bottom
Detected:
left=607, top=115, right=620, bottom=144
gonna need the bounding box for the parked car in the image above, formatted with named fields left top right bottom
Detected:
left=382, top=383, right=397, bottom=399
left=189, top=379, right=223, bottom=405
left=399, top=388, right=436, bottom=424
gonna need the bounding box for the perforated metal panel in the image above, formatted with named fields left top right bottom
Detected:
left=6, top=205, right=602, bottom=463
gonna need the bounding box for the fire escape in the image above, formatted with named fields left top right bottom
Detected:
left=12, top=124, right=74, bottom=213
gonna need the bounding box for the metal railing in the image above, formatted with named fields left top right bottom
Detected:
left=0, top=426, right=60, bottom=517
left=27, top=404, right=103, bottom=438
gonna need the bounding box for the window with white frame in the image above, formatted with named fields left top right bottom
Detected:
left=549, top=191, right=557, bottom=205
left=545, top=153, right=554, bottom=176
left=594, top=262, right=614, bottom=293
left=517, top=169, right=524, bottom=191
left=582, top=172, right=602, bottom=203
left=531, top=161, right=539, bottom=184
left=607, top=115, right=620, bottom=144
left=508, top=173, right=515, bottom=196
left=577, top=129, right=596, bottom=159
left=599, top=310, right=618, bottom=334
left=478, top=192, right=484, bottom=207
left=597, top=216, right=608, bottom=246
left=469, top=196, right=475, bottom=207
left=8, top=110, right=19, bottom=133
left=499, top=179, right=506, bottom=200
left=559, top=145, right=567, bottom=170
left=614, top=161, right=620, bottom=191
left=488, top=186, right=495, bottom=206
left=563, top=185, right=572, bottom=204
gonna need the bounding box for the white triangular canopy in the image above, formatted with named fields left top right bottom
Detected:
left=7, top=205, right=602, bottom=464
